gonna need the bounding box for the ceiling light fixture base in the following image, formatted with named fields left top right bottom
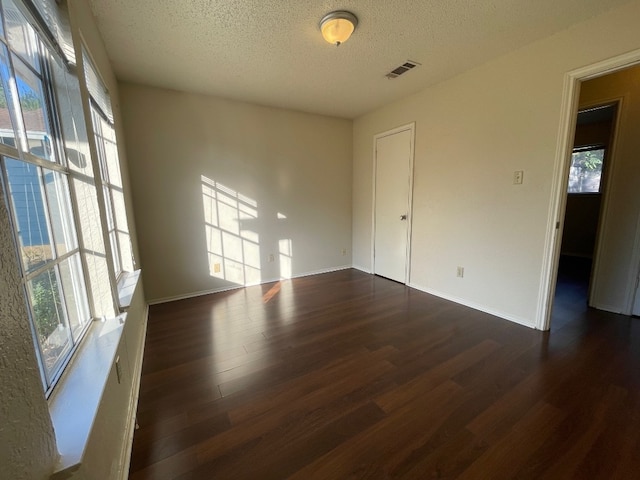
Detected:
left=319, top=10, right=358, bottom=46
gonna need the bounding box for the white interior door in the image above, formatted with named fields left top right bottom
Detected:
left=374, top=126, right=414, bottom=283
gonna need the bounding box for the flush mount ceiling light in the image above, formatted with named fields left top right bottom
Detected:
left=320, top=10, right=358, bottom=46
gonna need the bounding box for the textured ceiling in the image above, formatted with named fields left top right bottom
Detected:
left=88, top=0, right=631, bottom=119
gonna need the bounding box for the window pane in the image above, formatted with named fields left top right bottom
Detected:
left=43, top=168, right=77, bottom=256
left=103, top=184, right=114, bottom=229
left=103, top=133, right=121, bottom=187
left=0, top=44, right=17, bottom=147
left=59, top=253, right=90, bottom=341
left=112, top=187, right=127, bottom=231
left=50, top=54, right=93, bottom=175
left=568, top=148, right=605, bottom=194
left=2, top=0, right=41, bottom=71
left=13, top=54, right=53, bottom=161
left=0, top=4, right=5, bottom=38
left=112, top=187, right=132, bottom=272
left=118, top=231, right=133, bottom=272
left=110, top=229, right=120, bottom=275
left=4, top=158, right=54, bottom=271
left=71, top=176, right=115, bottom=318
left=28, top=266, right=71, bottom=379
left=83, top=49, right=112, bottom=122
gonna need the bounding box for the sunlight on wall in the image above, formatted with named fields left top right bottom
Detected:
left=202, top=175, right=261, bottom=285
left=276, top=211, right=292, bottom=279
left=279, top=238, right=292, bottom=279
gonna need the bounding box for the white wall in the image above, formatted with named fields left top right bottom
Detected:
left=581, top=66, right=640, bottom=313
left=353, top=1, right=640, bottom=327
left=119, top=84, right=353, bottom=302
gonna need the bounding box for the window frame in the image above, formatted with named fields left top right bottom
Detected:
left=0, top=0, right=139, bottom=395
left=0, top=1, right=93, bottom=392
left=568, top=144, right=606, bottom=195
left=91, top=101, right=123, bottom=278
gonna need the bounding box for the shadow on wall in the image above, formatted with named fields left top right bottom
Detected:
left=201, top=175, right=292, bottom=286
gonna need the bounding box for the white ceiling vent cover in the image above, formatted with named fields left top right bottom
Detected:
left=386, top=60, right=421, bottom=79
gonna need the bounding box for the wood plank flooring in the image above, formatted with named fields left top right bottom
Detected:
left=129, top=269, right=640, bottom=479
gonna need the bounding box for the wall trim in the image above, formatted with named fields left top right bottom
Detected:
left=352, top=264, right=372, bottom=274
left=589, top=302, right=623, bottom=315
left=118, top=304, right=149, bottom=480
left=409, top=282, right=536, bottom=330
left=148, top=265, right=353, bottom=305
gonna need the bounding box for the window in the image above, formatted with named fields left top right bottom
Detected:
left=83, top=50, right=134, bottom=279
left=0, top=0, right=90, bottom=390
left=0, top=0, right=133, bottom=394
left=568, top=146, right=605, bottom=194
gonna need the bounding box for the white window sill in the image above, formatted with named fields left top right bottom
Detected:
left=49, top=314, right=126, bottom=478
left=48, top=269, right=141, bottom=478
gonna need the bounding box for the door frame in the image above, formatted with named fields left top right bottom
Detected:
left=371, top=122, right=416, bottom=284
left=536, top=48, right=640, bottom=330
left=583, top=98, right=623, bottom=310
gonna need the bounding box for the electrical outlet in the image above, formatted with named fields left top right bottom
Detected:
left=268, top=254, right=275, bottom=262
left=513, top=170, right=524, bottom=185
left=213, top=263, right=221, bottom=273
left=457, top=266, right=464, bottom=278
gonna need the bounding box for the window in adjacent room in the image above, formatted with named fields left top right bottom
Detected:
left=567, top=146, right=605, bottom=194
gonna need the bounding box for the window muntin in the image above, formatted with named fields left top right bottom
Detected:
left=568, top=146, right=605, bottom=194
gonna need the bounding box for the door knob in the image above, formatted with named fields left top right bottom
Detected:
left=400, top=214, right=407, bottom=220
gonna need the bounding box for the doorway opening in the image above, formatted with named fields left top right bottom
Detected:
left=541, top=52, right=640, bottom=331
left=552, top=103, right=617, bottom=330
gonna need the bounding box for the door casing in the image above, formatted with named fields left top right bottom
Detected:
left=537, top=48, right=640, bottom=330
left=371, top=123, right=416, bottom=284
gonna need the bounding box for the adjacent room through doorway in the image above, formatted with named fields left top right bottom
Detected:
left=552, top=103, right=617, bottom=330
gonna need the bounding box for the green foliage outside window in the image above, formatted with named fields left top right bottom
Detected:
left=31, top=269, right=65, bottom=369
left=568, top=148, right=605, bottom=193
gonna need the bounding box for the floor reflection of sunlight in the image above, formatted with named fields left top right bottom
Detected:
left=262, top=282, right=281, bottom=303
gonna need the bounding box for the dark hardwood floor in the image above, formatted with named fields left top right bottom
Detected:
left=129, top=268, right=640, bottom=479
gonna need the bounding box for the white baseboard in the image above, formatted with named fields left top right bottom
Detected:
left=149, top=265, right=353, bottom=305
left=408, top=282, right=536, bottom=329
left=589, top=302, right=623, bottom=315
left=118, top=305, right=149, bottom=480
left=352, top=264, right=372, bottom=274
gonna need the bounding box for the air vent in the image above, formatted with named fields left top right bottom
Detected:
left=386, top=60, right=421, bottom=79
